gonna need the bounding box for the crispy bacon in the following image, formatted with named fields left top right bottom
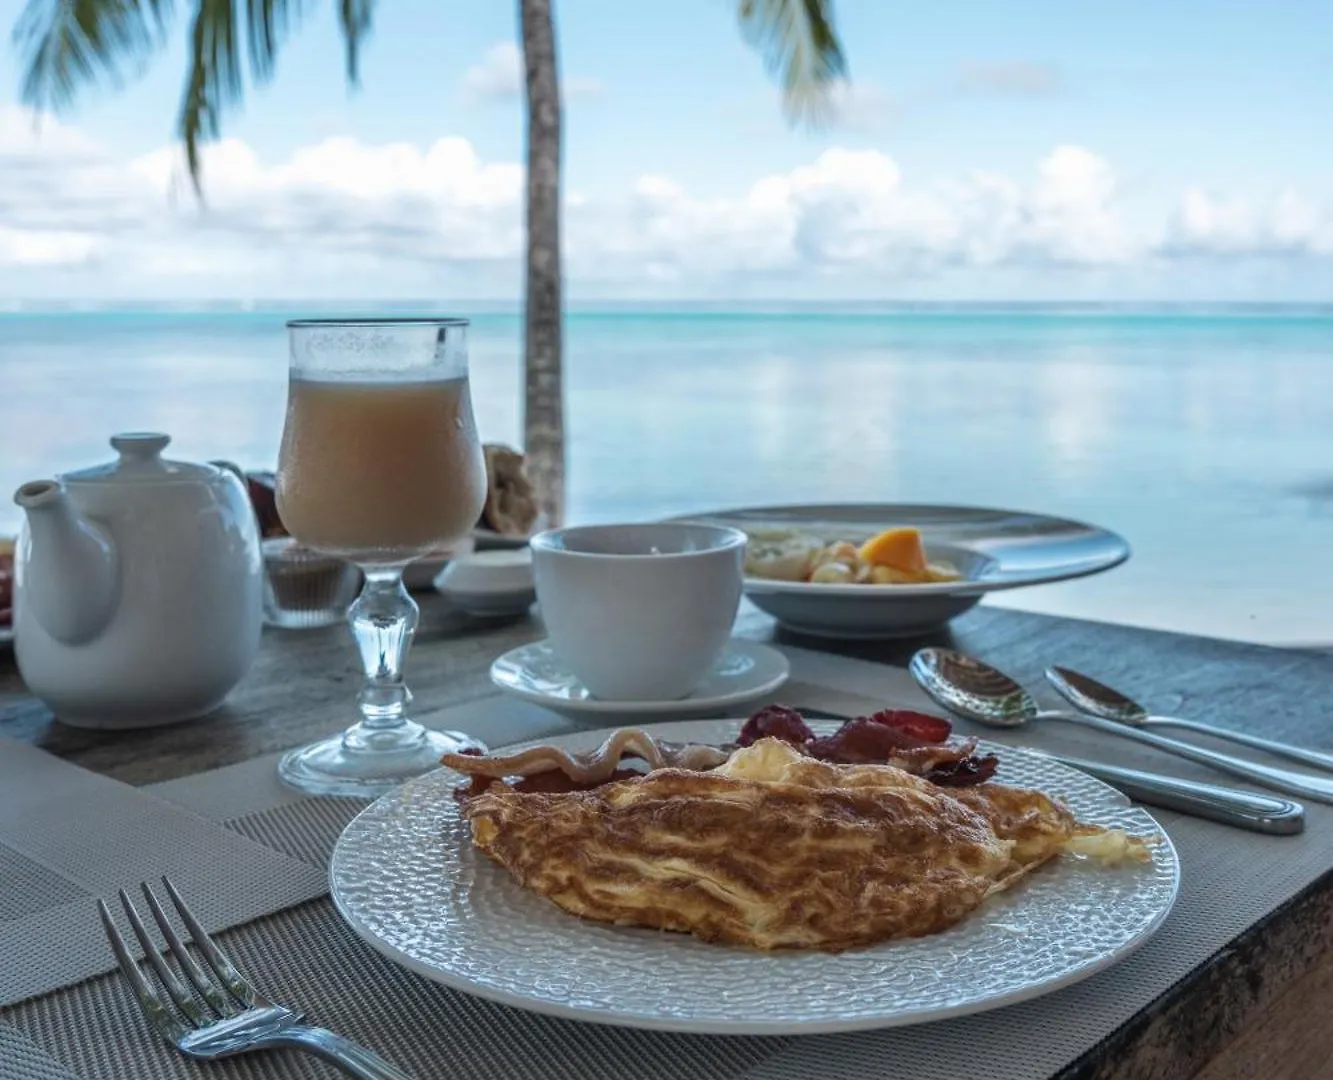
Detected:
left=886, top=739, right=980, bottom=774
left=806, top=717, right=927, bottom=762
left=863, top=709, right=951, bottom=744
left=925, top=753, right=1000, bottom=787
left=453, top=703, right=987, bottom=802
left=453, top=768, right=644, bottom=803
left=737, top=704, right=813, bottom=747
left=774, top=703, right=986, bottom=786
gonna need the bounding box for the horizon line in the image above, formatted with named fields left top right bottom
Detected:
left=4, top=299, right=1333, bottom=315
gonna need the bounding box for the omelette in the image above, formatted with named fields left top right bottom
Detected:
left=460, top=738, right=1149, bottom=951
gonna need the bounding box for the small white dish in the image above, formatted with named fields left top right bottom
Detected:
left=402, top=536, right=476, bottom=591
left=472, top=527, right=530, bottom=551
left=489, top=639, right=789, bottom=717
left=436, top=549, right=536, bottom=618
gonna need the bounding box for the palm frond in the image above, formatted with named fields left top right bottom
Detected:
left=13, top=0, right=175, bottom=112
left=738, top=0, right=847, bottom=125
left=178, top=0, right=242, bottom=188
left=338, top=0, right=373, bottom=82
left=246, top=0, right=292, bottom=80
left=176, top=0, right=374, bottom=192
left=16, top=0, right=374, bottom=194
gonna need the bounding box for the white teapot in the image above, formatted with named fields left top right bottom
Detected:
left=12, top=433, right=264, bottom=729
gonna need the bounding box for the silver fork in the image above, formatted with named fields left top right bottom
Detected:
left=98, top=877, right=415, bottom=1080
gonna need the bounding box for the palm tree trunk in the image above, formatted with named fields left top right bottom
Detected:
left=519, top=0, right=565, bottom=529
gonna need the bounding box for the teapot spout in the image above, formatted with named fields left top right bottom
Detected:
left=14, top=480, right=119, bottom=645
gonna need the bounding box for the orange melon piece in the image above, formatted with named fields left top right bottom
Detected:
left=858, top=527, right=929, bottom=576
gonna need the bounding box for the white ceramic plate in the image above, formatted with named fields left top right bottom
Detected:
left=668, top=504, right=1131, bottom=638
left=330, top=719, right=1178, bottom=1035
left=489, top=640, right=790, bottom=718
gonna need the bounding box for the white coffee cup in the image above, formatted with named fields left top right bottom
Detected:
left=530, top=522, right=746, bottom=701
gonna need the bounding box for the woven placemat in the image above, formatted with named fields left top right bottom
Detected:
left=0, top=740, right=327, bottom=1008
left=3, top=645, right=1331, bottom=1080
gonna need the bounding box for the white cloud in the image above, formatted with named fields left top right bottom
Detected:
left=1, top=104, right=1330, bottom=298
left=957, top=62, right=1064, bottom=97
left=825, top=81, right=894, bottom=132
left=0, top=106, right=103, bottom=159
left=581, top=144, right=1137, bottom=281
left=462, top=42, right=523, bottom=102
left=1025, top=144, right=1136, bottom=263
left=461, top=42, right=604, bottom=104
left=1162, top=189, right=1333, bottom=257
left=0, top=226, right=101, bottom=267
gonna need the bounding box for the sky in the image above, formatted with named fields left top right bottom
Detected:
left=0, top=0, right=1330, bottom=302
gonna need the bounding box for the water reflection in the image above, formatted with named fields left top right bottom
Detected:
left=1038, top=349, right=1117, bottom=489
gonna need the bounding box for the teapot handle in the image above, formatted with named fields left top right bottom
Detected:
left=210, top=460, right=246, bottom=483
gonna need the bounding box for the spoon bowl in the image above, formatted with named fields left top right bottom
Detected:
left=907, top=648, right=1034, bottom=729
left=1046, top=664, right=1333, bottom=775
left=1046, top=666, right=1150, bottom=724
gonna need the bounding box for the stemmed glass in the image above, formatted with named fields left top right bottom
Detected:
left=274, top=319, right=488, bottom=797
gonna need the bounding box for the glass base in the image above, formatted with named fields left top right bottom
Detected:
left=277, top=721, right=487, bottom=798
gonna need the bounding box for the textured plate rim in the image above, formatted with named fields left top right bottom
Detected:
left=487, top=640, right=792, bottom=715
left=329, top=721, right=1180, bottom=1035
left=666, top=502, right=1131, bottom=598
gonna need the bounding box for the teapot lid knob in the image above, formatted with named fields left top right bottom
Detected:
left=110, top=433, right=171, bottom=461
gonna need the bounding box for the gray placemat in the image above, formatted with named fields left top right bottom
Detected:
left=0, top=1026, right=80, bottom=1080
left=4, top=645, right=1332, bottom=1080
left=0, top=739, right=327, bottom=1006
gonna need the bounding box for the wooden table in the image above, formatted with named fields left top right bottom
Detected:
left=4, top=597, right=1332, bottom=1080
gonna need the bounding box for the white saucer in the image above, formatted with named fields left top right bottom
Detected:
left=489, top=639, right=790, bottom=718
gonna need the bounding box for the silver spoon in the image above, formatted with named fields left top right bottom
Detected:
left=1046, top=665, right=1333, bottom=774
left=909, top=646, right=1325, bottom=816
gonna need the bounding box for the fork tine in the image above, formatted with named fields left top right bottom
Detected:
left=97, top=899, right=190, bottom=1044
left=117, top=889, right=208, bottom=1029
left=161, top=876, right=259, bottom=1008
left=140, top=883, right=237, bottom=1018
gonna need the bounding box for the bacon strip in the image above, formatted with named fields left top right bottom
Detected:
left=442, top=728, right=730, bottom=787
left=446, top=705, right=994, bottom=802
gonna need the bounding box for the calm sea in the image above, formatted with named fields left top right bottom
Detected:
left=2, top=304, right=1331, bottom=645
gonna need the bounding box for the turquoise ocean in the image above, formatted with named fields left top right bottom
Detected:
left=2, top=304, right=1331, bottom=645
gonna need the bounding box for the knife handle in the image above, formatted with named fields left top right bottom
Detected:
left=1055, top=755, right=1305, bottom=835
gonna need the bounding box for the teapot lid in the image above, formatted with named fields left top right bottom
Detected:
left=62, top=433, right=224, bottom=486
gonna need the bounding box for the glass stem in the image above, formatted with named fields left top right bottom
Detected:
left=349, top=567, right=418, bottom=736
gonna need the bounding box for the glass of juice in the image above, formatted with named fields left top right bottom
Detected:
left=274, top=318, right=488, bottom=796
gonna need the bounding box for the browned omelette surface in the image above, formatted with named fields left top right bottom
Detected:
left=463, top=739, right=1146, bottom=951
